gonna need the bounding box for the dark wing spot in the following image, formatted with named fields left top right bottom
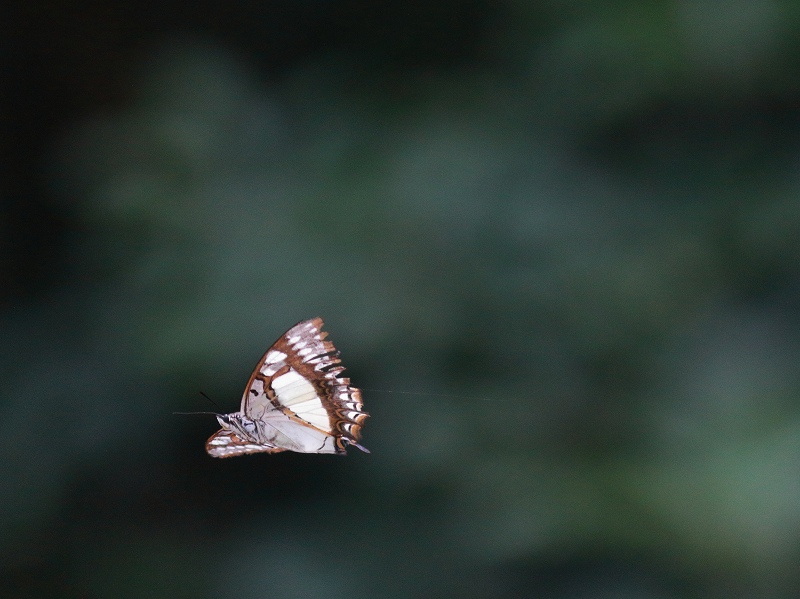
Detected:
left=250, top=389, right=258, bottom=396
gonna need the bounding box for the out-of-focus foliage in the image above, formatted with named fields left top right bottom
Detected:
left=3, top=2, right=800, bottom=598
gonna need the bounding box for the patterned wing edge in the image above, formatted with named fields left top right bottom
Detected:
left=205, top=430, right=287, bottom=458
left=273, top=318, right=369, bottom=453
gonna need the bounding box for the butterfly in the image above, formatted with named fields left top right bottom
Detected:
left=206, top=318, right=369, bottom=457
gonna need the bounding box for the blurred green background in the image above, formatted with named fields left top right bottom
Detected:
left=4, top=2, right=800, bottom=598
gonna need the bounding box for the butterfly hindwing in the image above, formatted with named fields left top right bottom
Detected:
left=205, top=430, right=286, bottom=458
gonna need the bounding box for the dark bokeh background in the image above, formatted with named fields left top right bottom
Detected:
left=4, top=2, right=800, bottom=598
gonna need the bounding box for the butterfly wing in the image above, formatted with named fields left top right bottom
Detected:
left=205, top=430, right=287, bottom=458
left=205, top=318, right=368, bottom=457
left=243, top=318, right=369, bottom=453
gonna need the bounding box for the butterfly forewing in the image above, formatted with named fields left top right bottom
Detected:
left=204, top=318, right=368, bottom=457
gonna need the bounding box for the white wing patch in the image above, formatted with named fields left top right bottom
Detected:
left=265, top=350, right=287, bottom=363
left=271, top=369, right=330, bottom=431
left=260, top=350, right=288, bottom=377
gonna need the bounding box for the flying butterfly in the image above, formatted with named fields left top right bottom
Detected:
left=205, top=318, right=369, bottom=457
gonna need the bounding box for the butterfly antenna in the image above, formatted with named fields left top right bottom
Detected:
left=172, top=392, right=224, bottom=416
left=199, top=391, right=224, bottom=411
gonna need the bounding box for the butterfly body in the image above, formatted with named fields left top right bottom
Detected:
left=205, top=318, right=368, bottom=457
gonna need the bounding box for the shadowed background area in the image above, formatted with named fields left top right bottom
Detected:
left=3, top=2, right=800, bottom=598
